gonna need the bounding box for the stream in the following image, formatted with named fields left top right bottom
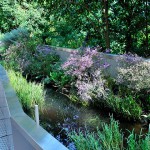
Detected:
left=35, top=89, right=148, bottom=149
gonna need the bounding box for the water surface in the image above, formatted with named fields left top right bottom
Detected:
left=39, top=89, right=148, bottom=149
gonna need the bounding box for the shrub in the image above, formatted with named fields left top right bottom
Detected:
left=116, top=54, right=150, bottom=91
left=3, top=43, right=29, bottom=71
left=106, top=95, right=142, bottom=120
left=8, top=70, right=45, bottom=110
left=75, top=69, right=108, bottom=102
left=1, top=28, right=29, bottom=48
left=62, top=48, right=109, bottom=103
left=49, top=63, right=73, bottom=88
left=2, top=30, right=41, bottom=72
left=25, top=52, right=60, bottom=81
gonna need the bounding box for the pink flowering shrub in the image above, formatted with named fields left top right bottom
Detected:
left=62, top=48, right=109, bottom=103
left=62, top=48, right=98, bottom=78
left=75, top=69, right=107, bottom=102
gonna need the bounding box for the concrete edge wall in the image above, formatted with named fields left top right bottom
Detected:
left=0, top=65, right=68, bottom=150
left=50, top=46, right=150, bottom=78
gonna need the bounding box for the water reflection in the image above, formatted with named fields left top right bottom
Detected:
left=39, top=88, right=148, bottom=148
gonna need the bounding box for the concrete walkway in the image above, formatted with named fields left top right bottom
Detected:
left=0, top=81, right=14, bottom=150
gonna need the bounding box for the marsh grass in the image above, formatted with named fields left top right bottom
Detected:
left=97, top=117, right=123, bottom=150
left=8, top=69, right=45, bottom=110
left=127, top=130, right=150, bottom=150
left=69, top=130, right=101, bottom=150
left=69, top=117, right=122, bottom=150
left=69, top=117, right=150, bottom=150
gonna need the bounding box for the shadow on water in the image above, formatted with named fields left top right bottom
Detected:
left=33, top=88, right=148, bottom=149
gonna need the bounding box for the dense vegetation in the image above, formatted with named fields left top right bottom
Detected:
left=0, top=0, right=149, bottom=56
left=0, top=1, right=149, bottom=149
left=69, top=117, right=150, bottom=150
left=8, top=70, right=45, bottom=111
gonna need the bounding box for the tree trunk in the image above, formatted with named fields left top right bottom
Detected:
left=103, top=0, right=110, bottom=49
left=145, top=0, right=148, bottom=52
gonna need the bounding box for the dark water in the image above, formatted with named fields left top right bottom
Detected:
left=38, top=89, right=148, bottom=149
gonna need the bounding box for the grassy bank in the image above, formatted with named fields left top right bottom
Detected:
left=8, top=69, right=45, bottom=110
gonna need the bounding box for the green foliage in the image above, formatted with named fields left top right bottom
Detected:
left=1, top=28, right=29, bottom=48
left=47, top=18, right=86, bottom=48
left=106, top=95, right=142, bottom=120
left=38, top=0, right=149, bottom=57
left=110, top=41, right=125, bottom=54
left=127, top=131, right=150, bottom=150
left=8, top=70, right=45, bottom=110
left=0, top=1, right=48, bottom=41
left=12, top=1, right=48, bottom=37
left=69, top=117, right=150, bottom=150
left=70, top=130, right=101, bottom=150
left=49, top=65, right=73, bottom=88
left=1, top=1, right=149, bottom=56
left=97, top=117, right=123, bottom=150
left=26, top=53, right=60, bottom=81
left=0, top=0, right=16, bottom=32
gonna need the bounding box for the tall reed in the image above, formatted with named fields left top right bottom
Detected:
left=8, top=69, right=45, bottom=110
left=69, top=117, right=150, bottom=150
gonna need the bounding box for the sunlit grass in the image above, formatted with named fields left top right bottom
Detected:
left=8, top=69, right=45, bottom=110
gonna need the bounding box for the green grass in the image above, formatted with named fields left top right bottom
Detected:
left=8, top=69, right=45, bottom=110
left=69, top=117, right=150, bottom=150
left=97, top=117, right=123, bottom=150
left=127, top=130, right=150, bottom=150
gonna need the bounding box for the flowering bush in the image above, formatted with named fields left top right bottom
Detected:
left=62, top=48, right=109, bottom=102
left=75, top=69, right=107, bottom=102
left=3, top=42, right=31, bottom=71
left=117, top=54, right=150, bottom=91
left=62, top=48, right=98, bottom=78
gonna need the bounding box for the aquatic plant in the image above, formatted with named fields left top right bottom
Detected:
left=97, top=117, right=123, bottom=150
left=8, top=70, right=45, bottom=110
left=69, top=117, right=122, bottom=150
left=69, top=117, right=150, bottom=150
left=127, top=130, right=150, bottom=150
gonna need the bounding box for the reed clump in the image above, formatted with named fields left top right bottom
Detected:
left=8, top=69, right=45, bottom=110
